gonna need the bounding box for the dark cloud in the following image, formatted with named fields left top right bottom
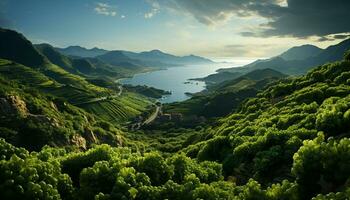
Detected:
left=162, top=0, right=350, bottom=38
left=258, top=0, right=350, bottom=38
left=333, top=34, right=350, bottom=40
left=163, top=0, right=281, bottom=25
left=316, top=33, right=350, bottom=42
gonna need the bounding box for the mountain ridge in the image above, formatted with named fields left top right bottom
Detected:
left=57, top=45, right=214, bottom=67
left=210, top=38, right=350, bottom=79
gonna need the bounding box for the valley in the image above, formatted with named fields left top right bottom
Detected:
left=1, top=18, right=350, bottom=200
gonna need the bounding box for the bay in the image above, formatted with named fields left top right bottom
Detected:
left=120, top=60, right=253, bottom=103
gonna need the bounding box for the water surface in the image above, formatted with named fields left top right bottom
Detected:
left=120, top=61, right=252, bottom=103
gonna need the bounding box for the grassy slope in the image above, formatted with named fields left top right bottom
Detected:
left=0, top=68, right=124, bottom=151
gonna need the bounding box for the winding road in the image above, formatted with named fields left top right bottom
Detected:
left=143, top=105, right=161, bottom=125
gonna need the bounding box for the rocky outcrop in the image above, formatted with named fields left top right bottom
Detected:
left=70, top=135, right=87, bottom=150
left=0, top=95, right=29, bottom=117
left=28, top=114, right=60, bottom=127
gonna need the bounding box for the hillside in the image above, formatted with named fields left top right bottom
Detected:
left=36, top=44, right=149, bottom=79
left=0, top=59, right=123, bottom=151
left=179, top=54, right=350, bottom=199
left=165, top=69, right=286, bottom=118
left=96, top=51, right=146, bottom=70
left=191, top=71, right=242, bottom=85
left=0, top=28, right=48, bottom=68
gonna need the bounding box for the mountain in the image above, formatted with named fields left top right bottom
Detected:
left=124, top=49, right=214, bottom=66
left=217, top=38, right=350, bottom=76
left=36, top=43, right=154, bottom=79
left=35, top=43, right=78, bottom=73
left=96, top=50, right=146, bottom=70
left=0, top=28, right=47, bottom=68
left=279, top=44, right=322, bottom=61
left=315, top=38, right=350, bottom=63
left=181, top=54, right=214, bottom=64
left=57, top=45, right=214, bottom=67
left=56, top=45, right=108, bottom=58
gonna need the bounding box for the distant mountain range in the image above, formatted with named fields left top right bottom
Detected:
left=56, top=46, right=214, bottom=67
left=55, top=46, right=108, bottom=58
left=197, top=38, right=350, bottom=85
left=218, top=39, right=350, bottom=75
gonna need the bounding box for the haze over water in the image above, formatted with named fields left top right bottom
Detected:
left=121, top=59, right=253, bottom=103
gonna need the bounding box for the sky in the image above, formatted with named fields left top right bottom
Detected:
left=1, top=0, right=350, bottom=60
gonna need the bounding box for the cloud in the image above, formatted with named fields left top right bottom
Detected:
left=317, top=33, right=350, bottom=42
left=157, top=0, right=281, bottom=25
left=157, top=0, right=350, bottom=39
left=256, top=0, right=350, bottom=38
left=223, top=43, right=279, bottom=57
left=144, top=0, right=160, bottom=19
left=94, top=2, right=117, bottom=16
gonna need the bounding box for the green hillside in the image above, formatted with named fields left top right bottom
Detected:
left=0, top=67, right=123, bottom=151
left=81, top=92, right=152, bottom=123
left=180, top=54, right=350, bottom=199
left=36, top=44, right=148, bottom=79
left=191, top=71, right=242, bottom=85
left=165, top=69, right=286, bottom=118
left=0, top=28, right=47, bottom=68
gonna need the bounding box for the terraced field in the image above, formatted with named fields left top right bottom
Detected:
left=81, top=92, right=152, bottom=123
left=0, top=59, right=57, bottom=86
left=0, top=59, right=153, bottom=123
